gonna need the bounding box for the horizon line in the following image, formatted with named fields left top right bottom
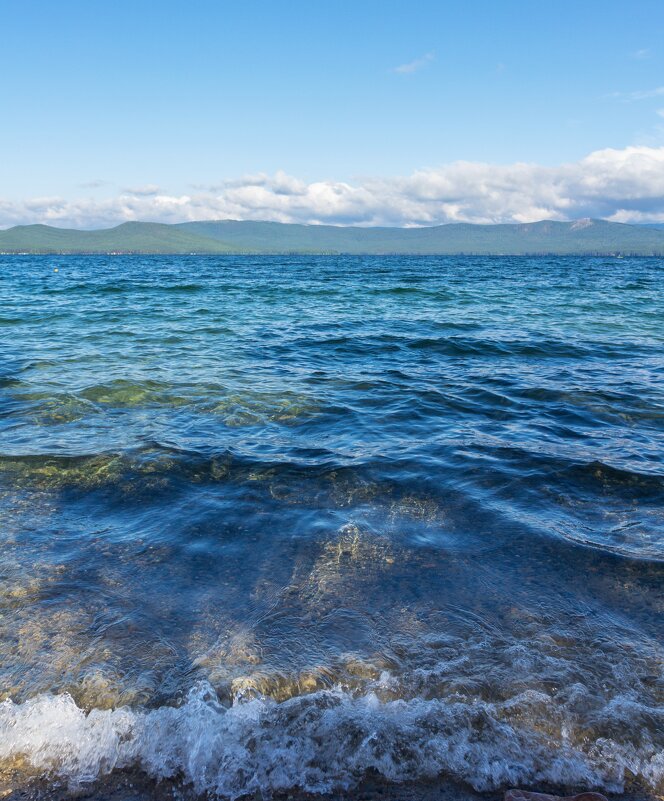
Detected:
left=4, top=216, right=662, bottom=233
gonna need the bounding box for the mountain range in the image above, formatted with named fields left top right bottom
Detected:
left=1, top=218, right=664, bottom=255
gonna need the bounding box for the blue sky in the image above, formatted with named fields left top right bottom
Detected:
left=2, top=0, right=664, bottom=226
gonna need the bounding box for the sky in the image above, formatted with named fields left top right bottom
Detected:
left=2, top=0, right=664, bottom=228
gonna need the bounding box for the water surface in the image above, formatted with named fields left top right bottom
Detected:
left=0, top=255, right=662, bottom=798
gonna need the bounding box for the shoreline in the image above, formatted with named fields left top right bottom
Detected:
left=2, top=769, right=662, bottom=801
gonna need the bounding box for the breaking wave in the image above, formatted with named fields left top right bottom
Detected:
left=2, top=683, right=663, bottom=798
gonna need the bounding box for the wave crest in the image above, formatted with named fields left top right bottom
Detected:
left=2, top=684, right=663, bottom=798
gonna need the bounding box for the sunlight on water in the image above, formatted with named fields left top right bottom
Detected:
left=0, top=255, right=662, bottom=798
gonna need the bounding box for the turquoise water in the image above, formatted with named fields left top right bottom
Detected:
left=0, top=255, right=662, bottom=797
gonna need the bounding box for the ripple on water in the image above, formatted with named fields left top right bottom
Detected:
left=0, top=255, right=662, bottom=797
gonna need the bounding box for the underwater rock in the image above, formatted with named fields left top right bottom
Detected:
left=505, top=791, right=608, bottom=801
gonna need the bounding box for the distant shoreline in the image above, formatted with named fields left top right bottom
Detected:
left=1, top=251, right=659, bottom=257
left=1, top=218, right=664, bottom=256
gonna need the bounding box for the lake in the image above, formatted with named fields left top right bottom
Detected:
left=0, top=255, right=662, bottom=799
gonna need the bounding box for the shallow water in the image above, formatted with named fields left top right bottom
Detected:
left=0, top=255, right=662, bottom=798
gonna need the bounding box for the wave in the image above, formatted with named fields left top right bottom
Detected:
left=1, top=446, right=662, bottom=554
left=273, top=333, right=659, bottom=362
left=1, top=683, right=662, bottom=798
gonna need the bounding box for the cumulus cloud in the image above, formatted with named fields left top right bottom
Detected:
left=2, top=146, right=664, bottom=229
left=392, top=51, right=435, bottom=74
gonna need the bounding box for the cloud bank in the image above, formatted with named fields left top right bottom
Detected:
left=2, top=146, right=664, bottom=229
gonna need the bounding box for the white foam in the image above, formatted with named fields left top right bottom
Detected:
left=1, top=684, right=662, bottom=798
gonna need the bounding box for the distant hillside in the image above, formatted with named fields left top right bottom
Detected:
left=2, top=218, right=664, bottom=255
left=0, top=222, right=238, bottom=254
left=179, top=219, right=664, bottom=255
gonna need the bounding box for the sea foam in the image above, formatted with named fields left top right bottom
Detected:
left=1, top=683, right=663, bottom=799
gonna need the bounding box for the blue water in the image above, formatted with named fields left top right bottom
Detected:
left=0, top=255, right=662, bottom=798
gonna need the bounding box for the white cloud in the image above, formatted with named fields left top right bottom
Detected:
left=632, top=48, right=652, bottom=60
left=79, top=179, right=111, bottom=189
left=392, top=51, right=435, bottom=74
left=611, top=86, right=664, bottom=101
left=2, top=146, right=664, bottom=229
left=122, top=184, right=163, bottom=196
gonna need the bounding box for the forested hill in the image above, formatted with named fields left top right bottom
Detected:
left=2, top=218, right=664, bottom=255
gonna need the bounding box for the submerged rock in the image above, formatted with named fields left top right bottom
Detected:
left=505, top=791, right=609, bottom=801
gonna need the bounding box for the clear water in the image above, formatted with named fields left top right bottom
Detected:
left=0, top=255, right=662, bottom=798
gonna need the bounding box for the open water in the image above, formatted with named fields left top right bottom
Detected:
left=0, top=255, right=662, bottom=798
